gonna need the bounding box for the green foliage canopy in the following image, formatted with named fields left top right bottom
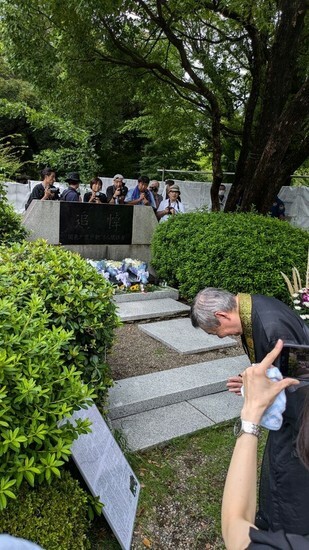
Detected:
left=1, top=0, right=308, bottom=210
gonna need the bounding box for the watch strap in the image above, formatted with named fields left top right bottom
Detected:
left=234, top=418, right=260, bottom=438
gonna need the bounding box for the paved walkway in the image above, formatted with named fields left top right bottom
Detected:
left=109, top=290, right=248, bottom=450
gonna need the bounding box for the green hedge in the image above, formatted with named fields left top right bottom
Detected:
left=151, top=212, right=309, bottom=302
left=0, top=471, right=90, bottom=550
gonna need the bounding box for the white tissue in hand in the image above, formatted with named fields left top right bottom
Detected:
left=241, top=366, right=286, bottom=431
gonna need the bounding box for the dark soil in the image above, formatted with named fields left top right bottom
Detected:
left=108, top=323, right=243, bottom=380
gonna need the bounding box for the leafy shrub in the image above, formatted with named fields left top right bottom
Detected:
left=0, top=291, right=94, bottom=507
left=0, top=239, right=119, bottom=389
left=0, top=184, right=27, bottom=244
left=0, top=240, right=119, bottom=506
left=151, top=212, right=309, bottom=302
left=0, top=471, right=91, bottom=550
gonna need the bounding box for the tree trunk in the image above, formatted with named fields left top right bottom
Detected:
left=225, top=0, right=308, bottom=213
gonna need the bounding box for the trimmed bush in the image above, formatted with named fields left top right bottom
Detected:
left=0, top=240, right=119, bottom=505
left=0, top=239, right=119, bottom=389
left=151, top=212, right=309, bottom=302
left=0, top=471, right=91, bottom=550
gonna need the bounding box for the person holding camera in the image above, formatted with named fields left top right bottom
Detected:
left=83, top=177, right=107, bottom=204
left=156, top=184, right=185, bottom=222
left=106, top=174, right=128, bottom=204
left=25, top=167, right=59, bottom=210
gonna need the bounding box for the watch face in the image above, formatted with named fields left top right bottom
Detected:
left=233, top=418, right=242, bottom=437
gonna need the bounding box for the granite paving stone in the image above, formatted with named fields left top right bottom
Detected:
left=113, top=286, right=179, bottom=303
left=111, top=402, right=215, bottom=451
left=116, top=298, right=190, bottom=322
left=108, top=355, right=250, bottom=419
left=189, top=391, right=243, bottom=423
left=138, top=317, right=236, bottom=354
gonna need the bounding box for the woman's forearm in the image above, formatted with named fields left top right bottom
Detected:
left=221, top=431, right=258, bottom=550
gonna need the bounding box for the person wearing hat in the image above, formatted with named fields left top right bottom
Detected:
left=106, top=174, right=128, bottom=205
left=60, top=172, right=82, bottom=202
left=156, top=184, right=185, bottom=222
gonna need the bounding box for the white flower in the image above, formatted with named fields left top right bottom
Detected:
left=293, top=299, right=301, bottom=304
left=294, top=306, right=301, bottom=310
left=300, top=315, right=307, bottom=319
left=292, top=293, right=300, bottom=297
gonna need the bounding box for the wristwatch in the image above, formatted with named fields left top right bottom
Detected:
left=234, top=418, right=260, bottom=438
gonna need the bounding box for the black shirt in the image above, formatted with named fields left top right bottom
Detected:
left=106, top=184, right=128, bottom=203
left=83, top=191, right=107, bottom=203
left=248, top=527, right=309, bottom=549
left=25, top=183, right=59, bottom=210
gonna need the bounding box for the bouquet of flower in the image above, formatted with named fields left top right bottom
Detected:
left=281, top=250, right=309, bottom=324
left=87, top=258, right=149, bottom=290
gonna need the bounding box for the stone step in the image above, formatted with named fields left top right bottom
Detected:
left=108, top=355, right=249, bottom=420
left=113, top=286, right=179, bottom=303
left=116, top=298, right=190, bottom=322
left=110, top=392, right=244, bottom=451
left=138, top=317, right=237, bottom=354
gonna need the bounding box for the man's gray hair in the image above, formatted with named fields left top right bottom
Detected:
left=191, top=288, right=237, bottom=330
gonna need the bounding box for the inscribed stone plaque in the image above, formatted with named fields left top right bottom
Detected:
left=59, top=203, right=133, bottom=244
left=70, top=404, right=140, bottom=550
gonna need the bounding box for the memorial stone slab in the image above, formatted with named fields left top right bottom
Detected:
left=69, top=404, right=140, bottom=550
left=60, top=203, right=133, bottom=245
left=138, top=317, right=236, bottom=354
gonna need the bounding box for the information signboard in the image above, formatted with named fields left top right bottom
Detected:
left=70, top=404, right=140, bottom=550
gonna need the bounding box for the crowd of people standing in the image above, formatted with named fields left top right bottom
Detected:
left=25, top=168, right=186, bottom=222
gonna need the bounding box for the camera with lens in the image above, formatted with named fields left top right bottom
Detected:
left=95, top=192, right=101, bottom=197
left=49, top=186, right=60, bottom=196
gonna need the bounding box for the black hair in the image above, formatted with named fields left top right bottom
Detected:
left=90, top=177, right=102, bottom=189
left=41, top=167, right=55, bottom=179
left=138, top=175, right=150, bottom=185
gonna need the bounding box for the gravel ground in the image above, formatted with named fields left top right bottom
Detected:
left=107, top=322, right=243, bottom=380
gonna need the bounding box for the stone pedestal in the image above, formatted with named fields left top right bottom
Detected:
left=22, top=201, right=158, bottom=264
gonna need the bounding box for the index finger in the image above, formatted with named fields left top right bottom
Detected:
left=259, top=339, right=284, bottom=372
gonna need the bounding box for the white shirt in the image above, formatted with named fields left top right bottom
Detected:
left=157, top=198, right=185, bottom=222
